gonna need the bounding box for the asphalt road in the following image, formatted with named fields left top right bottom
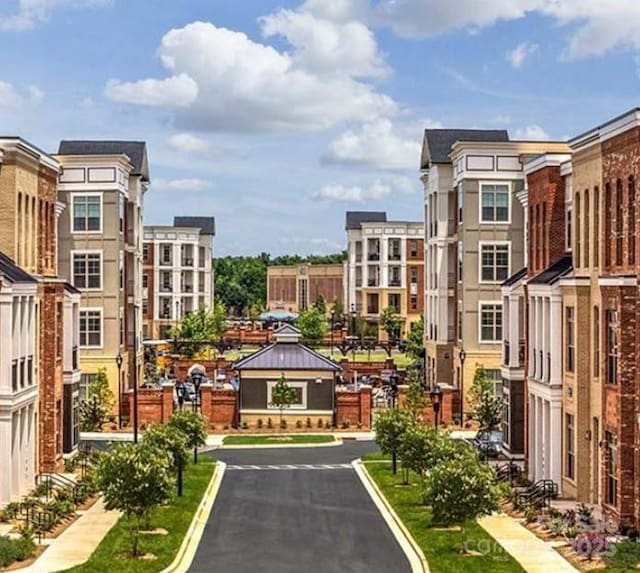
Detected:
left=188, top=441, right=412, bottom=573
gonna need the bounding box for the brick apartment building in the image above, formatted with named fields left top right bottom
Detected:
left=143, top=217, right=215, bottom=340
left=267, top=263, right=344, bottom=313
left=0, top=137, right=81, bottom=485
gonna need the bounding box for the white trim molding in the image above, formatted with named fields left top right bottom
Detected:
left=478, top=180, right=512, bottom=225
left=69, top=192, right=103, bottom=235
left=478, top=240, right=511, bottom=285
left=266, top=380, right=308, bottom=410
left=79, top=307, right=104, bottom=349
left=478, top=300, right=504, bottom=344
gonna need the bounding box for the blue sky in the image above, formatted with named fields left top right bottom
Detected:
left=1, top=0, right=639, bottom=256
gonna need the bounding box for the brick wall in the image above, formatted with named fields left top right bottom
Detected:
left=335, top=386, right=372, bottom=429
left=339, top=358, right=398, bottom=382
left=128, top=384, right=175, bottom=426
left=397, top=384, right=457, bottom=426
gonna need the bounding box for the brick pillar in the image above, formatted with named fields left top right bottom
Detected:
left=199, top=383, right=213, bottom=428
left=161, top=383, right=175, bottom=423
left=360, top=385, right=372, bottom=429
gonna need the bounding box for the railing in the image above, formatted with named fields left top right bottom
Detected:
left=503, top=340, right=510, bottom=366
left=160, top=285, right=173, bottom=293
left=12, top=360, right=17, bottom=392
left=367, top=253, right=380, bottom=261
left=519, top=340, right=526, bottom=366
left=389, top=279, right=401, bottom=287
left=182, top=284, right=193, bottom=293
left=388, top=253, right=401, bottom=261
left=159, top=258, right=173, bottom=267
left=182, top=258, right=194, bottom=267
left=161, top=311, right=172, bottom=319
left=72, top=347, right=78, bottom=370
left=516, top=479, right=559, bottom=509
left=546, top=352, right=551, bottom=382
left=368, top=279, right=379, bottom=287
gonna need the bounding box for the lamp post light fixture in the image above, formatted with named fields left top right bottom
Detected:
left=176, top=381, right=186, bottom=411
left=191, top=370, right=204, bottom=464
left=430, top=384, right=443, bottom=430
left=458, top=348, right=466, bottom=426
left=350, top=304, right=356, bottom=337
left=330, top=309, right=335, bottom=356
left=116, top=353, right=124, bottom=429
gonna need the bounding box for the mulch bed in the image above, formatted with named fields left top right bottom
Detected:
left=1, top=544, right=48, bottom=571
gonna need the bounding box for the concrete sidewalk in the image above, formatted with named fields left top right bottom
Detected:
left=23, top=498, right=120, bottom=573
left=478, top=513, right=578, bottom=573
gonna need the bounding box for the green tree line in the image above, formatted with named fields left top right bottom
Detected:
left=214, top=251, right=346, bottom=316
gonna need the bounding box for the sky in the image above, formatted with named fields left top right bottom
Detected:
left=1, top=1, right=640, bottom=256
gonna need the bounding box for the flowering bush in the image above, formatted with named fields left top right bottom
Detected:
left=572, top=532, right=610, bottom=560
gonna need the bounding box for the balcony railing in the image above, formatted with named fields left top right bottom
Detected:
left=368, top=279, right=379, bottom=287
left=11, top=360, right=17, bottom=392
left=546, top=352, right=551, bottom=382
left=182, top=258, right=194, bottom=267
left=160, top=310, right=172, bottom=319
left=503, top=340, right=510, bottom=366
left=368, top=252, right=380, bottom=261
left=389, top=279, right=401, bottom=287
left=182, top=284, right=193, bottom=293
left=388, top=253, right=401, bottom=261
left=519, top=340, right=526, bottom=366
left=160, top=285, right=172, bottom=293
left=27, top=356, right=33, bottom=385
left=159, top=258, right=172, bottom=267
left=72, top=347, right=78, bottom=370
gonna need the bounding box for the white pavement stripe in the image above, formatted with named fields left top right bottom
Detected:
left=226, top=464, right=353, bottom=471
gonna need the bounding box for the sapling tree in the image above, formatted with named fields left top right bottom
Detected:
left=97, top=443, right=174, bottom=557
left=373, top=408, right=413, bottom=474
left=142, top=425, right=189, bottom=496
left=402, top=376, right=428, bottom=423
left=269, top=374, right=298, bottom=430
left=168, top=410, right=208, bottom=464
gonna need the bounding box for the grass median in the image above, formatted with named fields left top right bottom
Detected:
left=222, top=434, right=336, bottom=446
left=60, top=457, right=216, bottom=573
left=363, top=460, right=525, bottom=573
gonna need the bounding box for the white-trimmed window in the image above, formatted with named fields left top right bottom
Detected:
left=480, top=183, right=510, bottom=223
left=267, top=380, right=307, bottom=410
left=73, top=252, right=102, bottom=290
left=72, top=195, right=101, bottom=232
left=79, top=309, right=102, bottom=347
left=479, top=302, right=503, bottom=343
left=480, top=242, right=510, bottom=283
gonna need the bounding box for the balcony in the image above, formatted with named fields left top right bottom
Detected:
left=72, top=347, right=78, bottom=371
left=389, top=279, right=401, bottom=287
left=182, top=284, right=194, bottom=293
left=503, top=340, right=510, bottom=366
left=368, top=252, right=380, bottom=261
left=160, top=285, right=173, bottom=293
left=388, top=253, right=401, bottom=261
left=182, top=258, right=194, bottom=267
left=368, top=279, right=379, bottom=287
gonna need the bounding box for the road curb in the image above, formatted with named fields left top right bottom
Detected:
left=160, top=461, right=227, bottom=573
left=218, top=439, right=343, bottom=449
left=352, top=459, right=430, bottom=573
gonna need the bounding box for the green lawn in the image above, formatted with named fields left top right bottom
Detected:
left=222, top=434, right=335, bottom=445
left=60, top=458, right=216, bottom=573
left=361, top=451, right=390, bottom=461
left=364, top=461, right=525, bottom=573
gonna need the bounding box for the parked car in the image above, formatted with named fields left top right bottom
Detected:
left=474, top=430, right=503, bottom=459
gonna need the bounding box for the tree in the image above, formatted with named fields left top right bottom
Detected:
left=296, top=307, right=327, bottom=344
left=170, top=303, right=227, bottom=357
left=402, top=378, right=428, bottom=423
left=467, top=364, right=495, bottom=407
left=142, top=424, right=190, bottom=496
left=424, top=457, right=502, bottom=551
left=269, top=374, right=298, bottom=429
left=79, top=368, right=114, bottom=431
left=406, top=315, right=425, bottom=361
left=97, top=443, right=174, bottom=556
left=398, top=426, right=436, bottom=501
left=475, top=392, right=504, bottom=432
left=312, top=295, right=327, bottom=315
left=373, top=408, right=414, bottom=474
left=331, top=298, right=344, bottom=322
left=168, top=410, right=208, bottom=464
left=380, top=306, right=402, bottom=341
left=245, top=302, right=263, bottom=327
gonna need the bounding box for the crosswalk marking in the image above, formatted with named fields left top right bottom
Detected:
left=226, top=463, right=352, bottom=471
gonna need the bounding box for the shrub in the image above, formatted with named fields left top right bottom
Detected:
left=577, top=503, right=595, bottom=526
left=0, top=534, right=36, bottom=567
left=605, top=540, right=640, bottom=569
left=241, top=421, right=249, bottom=430
left=257, top=419, right=263, bottom=429
left=564, top=526, right=579, bottom=540
left=267, top=418, right=273, bottom=429
left=63, top=458, right=77, bottom=473
left=341, top=419, right=350, bottom=429
left=0, top=503, right=19, bottom=522
left=295, top=420, right=303, bottom=429
left=523, top=505, right=538, bottom=524
left=324, top=420, right=331, bottom=429
left=305, top=417, right=312, bottom=429
left=317, top=418, right=323, bottom=429
left=279, top=419, right=287, bottom=430
left=548, top=517, right=565, bottom=536
left=32, top=482, right=49, bottom=498
left=562, top=509, right=577, bottom=527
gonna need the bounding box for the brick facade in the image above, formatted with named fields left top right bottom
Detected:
left=335, top=387, right=372, bottom=429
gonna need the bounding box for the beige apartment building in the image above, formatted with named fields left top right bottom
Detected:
left=56, top=141, right=149, bottom=412
left=143, top=217, right=215, bottom=340
left=345, top=212, right=424, bottom=339
left=421, top=129, right=569, bottom=422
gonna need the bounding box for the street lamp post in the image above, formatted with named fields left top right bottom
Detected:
left=116, top=353, right=123, bottom=428
left=459, top=348, right=466, bottom=426
left=390, top=372, right=399, bottom=474
left=176, top=381, right=186, bottom=411
left=330, top=309, right=335, bottom=356
left=430, top=385, right=443, bottom=430
left=191, top=371, right=203, bottom=464
left=133, top=303, right=140, bottom=444
left=350, top=304, right=356, bottom=337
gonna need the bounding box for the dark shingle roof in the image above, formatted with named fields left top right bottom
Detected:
left=345, top=211, right=387, bottom=230
left=275, top=324, right=301, bottom=335
left=502, top=267, right=527, bottom=287
left=0, top=251, right=36, bottom=283
left=528, top=255, right=573, bottom=285
left=173, top=216, right=215, bottom=236
left=57, top=140, right=149, bottom=181
left=421, top=129, right=509, bottom=168
left=233, top=341, right=340, bottom=371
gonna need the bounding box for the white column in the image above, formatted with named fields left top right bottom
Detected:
left=11, top=412, right=19, bottom=499
left=0, top=417, right=11, bottom=504
left=537, top=396, right=545, bottom=481
left=550, top=294, right=562, bottom=383
left=528, top=394, right=536, bottom=481
left=549, top=401, right=562, bottom=488
left=529, top=297, right=535, bottom=377
left=509, top=293, right=519, bottom=365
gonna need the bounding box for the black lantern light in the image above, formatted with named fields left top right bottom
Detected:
left=115, top=353, right=124, bottom=428
left=430, top=385, right=443, bottom=430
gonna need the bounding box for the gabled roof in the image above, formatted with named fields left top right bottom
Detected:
left=0, top=251, right=36, bottom=283
left=275, top=324, right=301, bottom=335
left=57, top=140, right=149, bottom=181
left=345, top=211, right=387, bottom=230
left=421, top=129, right=509, bottom=168
left=528, top=255, right=573, bottom=285
left=173, top=216, right=215, bottom=236
left=233, top=341, right=341, bottom=371
left=502, top=267, right=527, bottom=287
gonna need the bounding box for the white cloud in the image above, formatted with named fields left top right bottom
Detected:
left=300, top=0, right=370, bottom=22
left=325, top=118, right=432, bottom=170
left=0, top=81, right=24, bottom=109
left=105, top=74, right=198, bottom=108
left=506, top=41, right=538, bottom=69
left=313, top=176, right=415, bottom=202
left=153, top=178, right=213, bottom=192
left=0, top=0, right=109, bottom=31
left=104, top=20, right=396, bottom=132
left=372, top=0, right=640, bottom=59
left=260, top=8, right=388, bottom=78
left=166, top=133, right=212, bottom=154
left=515, top=125, right=550, bottom=140
left=28, top=85, right=44, bottom=104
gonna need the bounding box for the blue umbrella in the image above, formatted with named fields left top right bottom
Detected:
left=259, top=310, right=299, bottom=322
